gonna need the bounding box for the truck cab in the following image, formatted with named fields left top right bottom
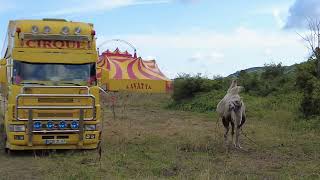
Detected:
left=0, top=19, right=107, bottom=151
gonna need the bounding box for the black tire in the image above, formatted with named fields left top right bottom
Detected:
left=1, top=131, right=6, bottom=153
left=5, top=148, right=11, bottom=155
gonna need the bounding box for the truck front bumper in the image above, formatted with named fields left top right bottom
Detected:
left=6, top=131, right=101, bottom=150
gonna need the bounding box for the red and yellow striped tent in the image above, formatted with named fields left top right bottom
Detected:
left=97, top=48, right=172, bottom=93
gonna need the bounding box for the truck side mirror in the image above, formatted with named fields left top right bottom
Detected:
left=0, top=59, right=7, bottom=83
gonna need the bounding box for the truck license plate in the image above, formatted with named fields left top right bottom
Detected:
left=45, top=139, right=67, bottom=144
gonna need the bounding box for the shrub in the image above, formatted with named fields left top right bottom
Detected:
left=171, top=74, right=227, bottom=102
left=261, top=63, right=285, bottom=80
left=238, top=71, right=261, bottom=95
left=238, top=63, right=292, bottom=97
left=168, top=90, right=225, bottom=112
left=295, top=59, right=320, bottom=117
left=172, top=74, right=203, bottom=102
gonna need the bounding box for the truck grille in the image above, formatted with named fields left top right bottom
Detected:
left=38, top=98, right=74, bottom=103
left=37, top=112, right=73, bottom=117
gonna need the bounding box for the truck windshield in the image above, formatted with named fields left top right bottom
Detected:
left=13, top=61, right=96, bottom=86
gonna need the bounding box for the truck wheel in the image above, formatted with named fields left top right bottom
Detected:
left=3, top=137, right=12, bottom=155
left=0, top=124, right=4, bottom=149
left=5, top=148, right=11, bottom=155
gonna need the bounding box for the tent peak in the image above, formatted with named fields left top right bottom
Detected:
left=102, top=48, right=138, bottom=58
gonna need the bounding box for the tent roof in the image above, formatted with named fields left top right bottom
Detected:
left=97, top=48, right=172, bottom=93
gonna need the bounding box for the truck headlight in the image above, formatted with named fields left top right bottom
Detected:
left=47, top=121, right=54, bottom=129
left=9, top=125, right=26, bottom=132
left=59, top=121, right=67, bottom=129
left=33, top=121, right=42, bottom=130
left=84, top=124, right=96, bottom=131
left=71, top=121, right=79, bottom=129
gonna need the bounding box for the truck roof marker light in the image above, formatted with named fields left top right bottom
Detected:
left=74, top=27, right=81, bottom=35
left=61, top=26, right=69, bottom=35
left=31, top=25, right=39, bottom=34
left=43, top=26, right=51, bottom=34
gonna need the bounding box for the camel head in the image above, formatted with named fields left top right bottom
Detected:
left=227, top=79, right=239, bottom=93
left=229, top=86, right=244, bottom=95
left=230, top=79, right=237, bottom=88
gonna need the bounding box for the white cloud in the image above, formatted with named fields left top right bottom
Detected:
left=178, top=0, right=200, bottom=3
left=264, top=48, right=272, bottom=56
left=144, top=55, right=157, bottom=60
left=189, top=51, right=224, bottom=64
left=272, top=8, right=286, bottom=28
left=251, top=3, right=291, bottom=28
left=114, top=26, right=304, bottom=50
left=252, top=3, right=290, bottom=15
left=96, top=26, right=307, bottom=77
left=38, top=0, right=171, bottom=16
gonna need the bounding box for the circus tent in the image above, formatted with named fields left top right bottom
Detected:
left=97, top=48, right=172, bottom=93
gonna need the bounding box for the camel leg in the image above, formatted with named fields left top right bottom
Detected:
left=222, top=116, right=229, bottom=145
left=235, top=112, right=242, bottom=149
left=224, top=126, right=229, bottom=145
left=230, top=121, right=235, bottom=147
left=235, top=128, right=241, bottom=148
left=230, top=111, right=237, bottom=147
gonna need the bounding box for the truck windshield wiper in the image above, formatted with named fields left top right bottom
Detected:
left=20, top=82, right=46, bottom=85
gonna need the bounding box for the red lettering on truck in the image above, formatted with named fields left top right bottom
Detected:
left=26, top=40, right=35, bottom=48
left=53, top=40, right=65, bottom=49
left=24, top=40, right=86, bottom=49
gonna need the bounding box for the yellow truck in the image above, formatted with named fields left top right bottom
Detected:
left=0, top=19, right=108, bottom=152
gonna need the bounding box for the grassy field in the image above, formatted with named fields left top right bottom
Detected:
left=0, top=93, right=319, bottom=179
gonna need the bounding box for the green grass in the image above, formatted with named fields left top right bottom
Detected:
left=0, top=93, right=319, bottom=179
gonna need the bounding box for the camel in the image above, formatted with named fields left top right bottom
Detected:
left=216, top=80, right=246, bottom=148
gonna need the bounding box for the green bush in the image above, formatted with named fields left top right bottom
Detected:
left=168, top=90, right=225, bottom=112
left=295, top=59, right=320, bottom=117
left=168, top=60, right=319, bottom=127
left=261, top=62, right=285, bottom=79
left=238, top=63, right=291, bottom=96
left=171, top=74, right=228, bottom=102
left=238, top=71, right=261, bottom=95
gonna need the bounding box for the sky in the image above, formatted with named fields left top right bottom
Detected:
left=0, top=0, right=319, bottom=78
